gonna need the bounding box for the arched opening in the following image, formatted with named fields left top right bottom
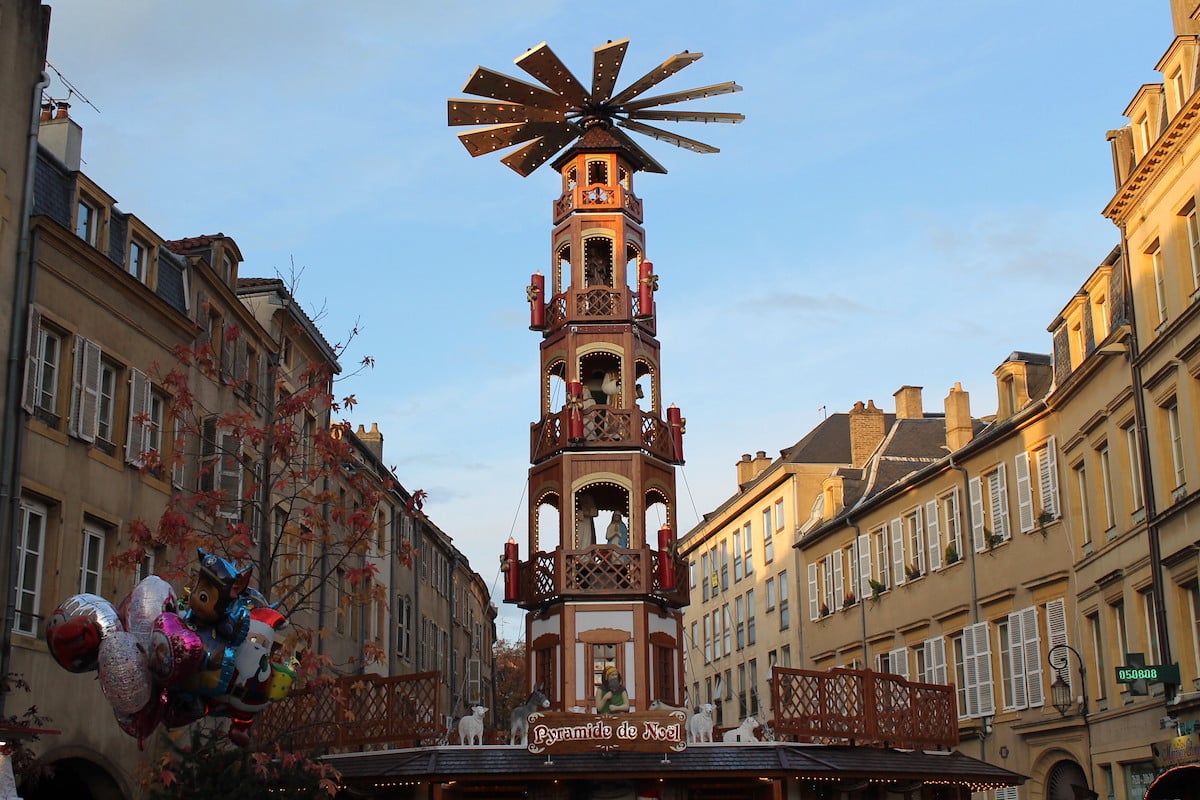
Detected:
left=535, top=491, right=561, bottom=552
left=643, top=488, right=671, bottom=551
left=573, top=480, right=629, bottom=550
left=555, top=243, right=570, bottom=296
left=545, top=359, right=567, bottom=415
left=624, top=241, right=641, bottom=294
left=579, top=350, right=624, bottom=442
left=1045, top=760, right=1095, bottom=800
left=24, top=756, right=125, bottom=800
left=634, top=360, right=656, bottom=413
left=583, top=236, right=614, bottom=289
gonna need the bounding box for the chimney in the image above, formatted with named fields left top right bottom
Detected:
left=944, top=383, right=973, bottom=452
left=356, top=422, right=384, bottom=462
left=39, top=103, right=52, bottom=123
left=752, top=450, right=771, bottom=478
left=893, top=385, right=924, bottom=420
left=38, top=100, right=83, bottom=172
left=736, top=454, right=754, bottom=488
left=849, top=400, right=885, bottom=468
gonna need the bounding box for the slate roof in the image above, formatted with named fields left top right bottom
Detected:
left=326, top=742, right=1024, bottom=786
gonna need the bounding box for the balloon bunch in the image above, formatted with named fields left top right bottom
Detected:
left=45, top=548, right=298, bottom=748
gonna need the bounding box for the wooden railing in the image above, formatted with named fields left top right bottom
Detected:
left=530, top=407, right=677, bottom=462
left=771, top=666, right=958, bottom=750
left=518, top=545, right=688, bottom=607
left=252, top=672, right=442, bottom=753
left=552, top=185, right=642, bottom=224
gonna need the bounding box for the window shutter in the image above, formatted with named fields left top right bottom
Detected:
left=969, top=477, right=986, bottom=552
left=1015, top=452, right=1034, bottom=533
left=875, top=653, right=884, bottom=673
left=218, top=434, right=242, bottom=517
left=832, top=550, right=844, bottom=607
left=258, top=351, right=269, bottom=409
left=807, top=562, right=819, bottom=621
left=878, top=527, right=890, bottom=588
left=857, top=533, right=872, bottom=598
left=888, top=647, right=909, bottom=680
left=21, top=306, right=42, bottom=413
left=890, top=518, right=905, bottom=586
left=963, top=626, right=980, bottom=717
left=1007, top=612, right=1028, bottom=710
left=971, top=621, right=995, bottom=716
left=925, top=636, right=948, bottom=685
left=70, top=335, right=103, bottom=441
left=1021, top=605, right=1044, bottom=707
left=913, top=505, right=925, bottom=572
left=125, top=368, right=150, bottom=465
left=1038, top=437, right=1060, bottom=518
left=920, top=501, right=939, bottom=572
left=1046, top=598, right=1071, bottom=697
left=199, top=415, right=218, bottom=492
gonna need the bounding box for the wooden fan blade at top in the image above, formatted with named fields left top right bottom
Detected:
left=515, top=42, right=589, bottom=108
left=591, top=38, right=630, bottom=102
left=456, top=121, right=569, bottom=157
left=607, top=51, right=703, bottom=107
left=626, top=109, right=745, bottom=124
left=500, top=124, right=582, bottom=176
left=462, top=66, right=571, bottom=111
left=604, top=126, right=668, bottom=174
left=447, top=99, right=565, bottom=127
left=621, top=81, right=743, bottom=112
left=617, top=118, right=720, bottom=154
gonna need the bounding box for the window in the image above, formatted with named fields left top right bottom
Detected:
left=722, top=603, right=731, bottom=655
left=1166, top=399, right=1186, bottom=489
left=743, top=521, right=753, bottom=576
left=735, top=595, right=745, bottom=650
left=951, top=633, right=968, bottom=718
left=200, top=417, right=243, bottom=518
left=746, top=588, right=756, bottom=645
left=23, top=310, right=62, bottom=419
left=904, top=508, right=925, bottom=576
left=1186, top=204, right=1200, bottom=290
left=765, top=577, right=775, bottom=611
left=733, top=530, right=743, bottom=581
left=397, top=595, right=412, bottom=660
left=719, top=540, right=729, bottom=590
left=780, top=645, right=791, bottom=667
left=68, top=335, right=101, bottom=442
left=128, top=238, right=149, bottom=282
left=592, top=643, right=618, bottom=693
left=701, top=551, right=710, bottom=601
left=1172, top=68, right=1188, bottom=114
left=15, top=499, right=47, bottom=636
left=80, top=521, right=106, bottom=594
left=922, top=637, right=948, bottom=685
left=775, top=499, right=785, bottom=533
left=1001, top=606, right=1044, bottom=711
left=748, top=659, right=759, bottom=715
left=1125, top=424, right=1145, bottom=512
left=939, top=489, right=962, bottom=564
left=872, top=524, right=891, bottom=590
left=135, top=549, right=155, bottom=584
left=778, top=570, right=790, bottom=630
left=1088, top=611, right=1106, bottom=702
left=335, top=567, right=347, bottom=634
left=1151, top=244, right=1168, bottom=324
left=76, top=198, right=98, bottom=245
left=1098, top=443, right=1115, bottom=532
left=702, top=614, right=711, bottom=663
left=1074, top=461, right=1093, bottom=547
left=968, top=466, right=1011, bottom=549
left=97, top=360, right=116, bottom=443
left=1112, top=600, right=1129, bottom=663
left=689, top=559, right=696, bottom=589
left=1142, top=590, right=1162, bottom=664
left=763, top=507, right=774, bottom=563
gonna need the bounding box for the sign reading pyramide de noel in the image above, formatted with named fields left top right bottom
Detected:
left=526, top=711, right=687, bottom=754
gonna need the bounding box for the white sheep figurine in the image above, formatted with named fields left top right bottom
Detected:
left=688, top=703, right=715, bottom=743
left=722, top=714, right=760, bottom=743
left=457, top=705, right=487, bottom=746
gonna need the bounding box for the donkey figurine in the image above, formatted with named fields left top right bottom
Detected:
left=509, top=685, right=551, bottom=746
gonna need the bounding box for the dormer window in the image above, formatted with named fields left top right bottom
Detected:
left=1171, top=68, right=1188, bottom=114
left=1136, top=113, right=1152, bottom=158
left=128, top=238, right=148, bottom=282
left=76, top=198, right=98, bottom=245
left=222, top=253, right=234, bottom=283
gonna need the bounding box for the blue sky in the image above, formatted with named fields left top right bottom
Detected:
left=43, top=1, right=1170, bottom=638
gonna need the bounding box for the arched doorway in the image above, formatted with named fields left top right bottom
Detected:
left=1144, top=764, right=1200, bottom=800
left=1045, top=760, right=1096, bottom=800
left=22, top=756, right=125, bottom=800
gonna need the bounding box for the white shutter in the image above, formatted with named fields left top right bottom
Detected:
left=925, top=499, right=942, bottom=571
left=21, top=306, right=42, bottom=413
left=125, top=368, right=150, bottom=465
left=1021, top=605, right=1044, bottom=707
left=991, top=464, right=1010, bottom=540
left=875, top=653, right=884, bottom=672
left=832, top=550, right=844, bottom=607
left=888, top=647, right=909, bottom=680
left=808, top=562, right=819, bottom=621
left=913, top=505, right=925, bottom=572
left=890, top=518, right=905, bottom=586
left=1046, top=598, right=1071, bottom=698
left=963, top=626, right=980, bottom=717
left=878, top=527, right=890, bottom=588
left=1007, top=612, right=1028, bottom=710
left=822, top=554, right=835, bottom=612
left=971, top=622, right=995, bottom=716
left=857, top=533, right=872, bottom=598
left=1038, top=437, right=1060, bottom=518
left=949, top=486, right=962, bottom=554
left=970, top=476, right=986, bottom=552
left=217, top=431, right=242, bottom=518
left=1015, top=452, right=1034, bottom=533
left=924, top=636, right=948, bottom=685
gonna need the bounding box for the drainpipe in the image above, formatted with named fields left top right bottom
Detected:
left=0, top=71, right=51, bottom=718
left=848, top=518, right=868, bottom=666
left=946, top=456, right=979, bottom=624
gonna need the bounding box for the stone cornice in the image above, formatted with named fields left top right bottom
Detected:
left=1104, top=92, right=1200, bottom=224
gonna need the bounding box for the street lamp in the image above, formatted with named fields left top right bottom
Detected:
left=1048, top=643, right=1089, bottom=717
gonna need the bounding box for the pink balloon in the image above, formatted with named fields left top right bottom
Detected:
left=45, top=593, right=121, bottom=673
left=98, top=631, right=152, bottom=715
left=147, top=612, right=202, bottom=686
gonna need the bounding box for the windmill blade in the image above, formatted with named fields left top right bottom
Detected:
left=608, top=51, right=703, bottom=107
left=457, top=122, right=568, bottom=157
left=448, top=99, right=565, bottom=127
left=500, top=124, right=583, bottom=176
left=591, top=38, right=630, bottom=102
left=621, top=81, right=743, bottom=112
left=605, top=126, right=668, bottom=174
left=617, top=118, right=720, bottom=154
left=515, top=42, right=589, bottom=108
left=627, top=109, right=745, bottom=124
left=462, top=66, right=570, bottom=111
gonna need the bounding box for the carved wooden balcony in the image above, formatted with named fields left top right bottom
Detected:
left=253, top=672, right=443, bottom=753
left=553, top=184, right=642, bottom=224
left=541, top=289, right=656, bottom=337
left=531, top=406, right=677, bottom=463
left=515, top=545, right=688, bottom=608
left=770, top=666, right=959, bottom=750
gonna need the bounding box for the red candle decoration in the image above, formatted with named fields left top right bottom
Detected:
left=667, top=404, right=684, bottom=462
left=503, top=538, right=520, bottom=601
left=566, top=380, right=585, bottom=442
left=657, top=524, right=675, bottom=590
left=638, top=261, right=655, bottom=318
left=528, top=272, right=545, bottom=329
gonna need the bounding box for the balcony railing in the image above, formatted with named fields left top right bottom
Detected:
left=552, top=185, right=642, bottom=224
left=517, top=545, right=688, bottom=607
left=253, top=671, right=443, bottom=752
left=771, top=666, right=958, bottom=750
left=531, top=407, right=677, bottom=462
